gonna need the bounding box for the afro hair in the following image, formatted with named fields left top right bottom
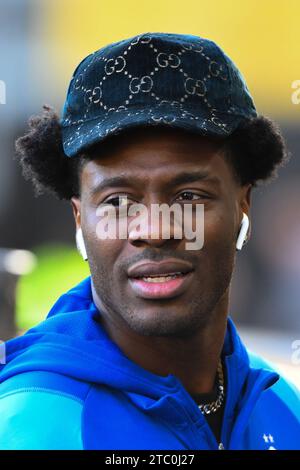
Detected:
left=15, top=105, right=290, bottom=200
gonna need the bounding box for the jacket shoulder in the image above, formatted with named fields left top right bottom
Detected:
left=248, top=350, right=300, bottom=421
left=0, top=371, right=86, bottom=449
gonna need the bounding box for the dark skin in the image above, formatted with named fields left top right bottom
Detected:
left=71, top=126, right=251, bottom=396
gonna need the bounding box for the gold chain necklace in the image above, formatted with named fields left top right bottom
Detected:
left=198, top=360, right=225, bottom=415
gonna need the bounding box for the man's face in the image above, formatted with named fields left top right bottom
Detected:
left=72, top=127, right=251, bottom=338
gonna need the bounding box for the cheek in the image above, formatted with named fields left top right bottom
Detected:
left=87, top=238, right=126, bottom=291
left=203, top=209, right=235, bottom=252
left=89, top=237, right=124, bottom=271
left=82, top=207, right=124, bottom=271
left=196, top=210, right=236, bottom=288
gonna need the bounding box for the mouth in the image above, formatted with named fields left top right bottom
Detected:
left=127, top=259, right=194, bottom=299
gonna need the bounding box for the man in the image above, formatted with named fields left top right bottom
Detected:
left=0, top=32, right=299, bottom=450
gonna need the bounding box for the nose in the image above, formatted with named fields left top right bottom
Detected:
left=128, top=204, right=182, bottom=248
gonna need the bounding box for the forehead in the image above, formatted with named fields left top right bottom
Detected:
left=81, top=126, right=234, bottom=187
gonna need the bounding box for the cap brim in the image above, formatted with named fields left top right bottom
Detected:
left=61, top=103, right=247, bottom=157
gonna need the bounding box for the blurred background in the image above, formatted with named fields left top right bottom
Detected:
left=0, top=0, right=299, bottom=386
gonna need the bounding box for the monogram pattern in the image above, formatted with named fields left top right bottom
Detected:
left=61, top=32, right=257, bottom=157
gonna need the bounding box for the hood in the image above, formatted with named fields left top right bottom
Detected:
left=0, top=276, right=278, bottom=410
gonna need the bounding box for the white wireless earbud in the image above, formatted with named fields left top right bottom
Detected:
left=236, top=212, right=249, bottom=251
left=76, top=228, right=88, bottom=261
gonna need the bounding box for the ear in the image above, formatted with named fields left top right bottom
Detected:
left=71, top=197, right=88, bottom=261
left=240, top=184, right=252, bottom=240
left=71, top=197, right=81, bottom=230
left=237, top=184, right=252, bottom=244
left=244, top=184, right=252, bottom=209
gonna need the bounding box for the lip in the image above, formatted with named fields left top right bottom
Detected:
left=127, top=259, right=194, bottom=300
left=127, top=259, right=194, bottom=278
left=128, top=272, right=193, bottom=299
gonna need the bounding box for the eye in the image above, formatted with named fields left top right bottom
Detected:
left=176, top=191, right=209, bottom=202
left=104, top=195, right=130, bottom=207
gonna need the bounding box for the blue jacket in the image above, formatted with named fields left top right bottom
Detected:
left=0, top=277, right=299, bottom=450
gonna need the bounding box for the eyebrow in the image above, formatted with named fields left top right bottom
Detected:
left=165, top=171, right=221, bottom=189
left=89, top=171, right=221, bottom=197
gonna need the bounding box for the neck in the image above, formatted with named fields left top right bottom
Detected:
left=92, top=284, right=229, bottom=396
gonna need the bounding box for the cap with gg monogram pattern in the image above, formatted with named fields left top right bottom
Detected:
left=61, top=32, right=257, bottom=157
